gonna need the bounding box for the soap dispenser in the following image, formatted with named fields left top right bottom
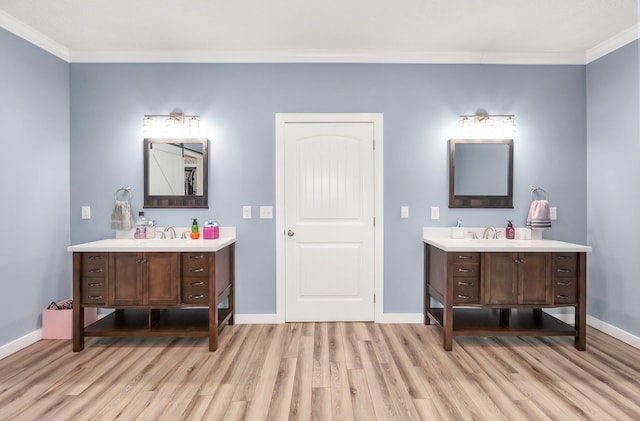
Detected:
left=506, top=220, right=515, bottom=240
left=190, top=218, right=200, bottom=239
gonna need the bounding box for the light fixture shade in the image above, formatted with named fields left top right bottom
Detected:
left=189, top=116, right=200, bottom=128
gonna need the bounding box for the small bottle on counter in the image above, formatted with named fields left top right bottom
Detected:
left=147, top=220, right=156, bottom=239
left=506, top=220, right=515, bottom=239
left=134, top=211, right=147, bottom=239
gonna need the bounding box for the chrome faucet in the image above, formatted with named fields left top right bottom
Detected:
left=164, top=226, right=177, bottom=239
left=482, top=227, right=497, bottom=239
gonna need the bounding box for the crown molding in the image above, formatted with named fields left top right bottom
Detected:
left=0, top=10, right=69, bottom=61
left=586, top=23, right=639, bottom=63
left=69, top=49, right=587, bottom=65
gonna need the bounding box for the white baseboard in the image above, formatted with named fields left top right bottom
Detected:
left=586, top=315, right=640, bottom=349
left=0, top=329, right=42, bottom=360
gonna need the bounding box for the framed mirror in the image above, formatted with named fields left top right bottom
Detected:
left=144, top=138, right=208, bottom=208
left=449, top=138, right=513, bottom=208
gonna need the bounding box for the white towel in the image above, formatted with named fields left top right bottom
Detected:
left=526, top=199, right=552, bottom=230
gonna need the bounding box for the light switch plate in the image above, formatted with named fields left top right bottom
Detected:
left=242, top=206, right=252, bottom=219
left=550, top=207, right=557, bottom=220
left=431, top=206, right=440, bottom=220
left=401, top=206, right=409, bottom=218
left=260, top=206, right=273, bottom=219
left=81, top=206, right=91, bottom=219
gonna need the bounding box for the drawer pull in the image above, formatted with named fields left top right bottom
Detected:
left=556, top=294, right=569, bottom=299
left=190, top=281, right=205, bottom=286
left=556, top=281, right=570, bottom=286
left=189, top=255, right=205, bottom=260
left=87, top=255, right=104, bottom=260
left=88, top=295, right=103, bottom=300
left=457, top=255, right=473, bottom=259
left=457, top=268, right=473, bottom=273
left=88, top=268, right=103, bottom=273
left=457, top=294, right=471, bottom=299
left=87, top=282, right=103, bottom=287
left=557, top=255, right=572, bottom=260
left=190, top=268, right=205, bottom=273
left=189, top=294, right=205, bottom=299
left=556, top=268, right=571, bottom=273
left=457, top=281, right=472, bottom=286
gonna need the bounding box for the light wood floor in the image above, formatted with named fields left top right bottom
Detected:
left=1, top=323, right=639, bottom=420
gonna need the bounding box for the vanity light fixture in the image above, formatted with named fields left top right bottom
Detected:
left=143, top=112, right=200, bottom=129
left=459, top=112, right=515, bottom=128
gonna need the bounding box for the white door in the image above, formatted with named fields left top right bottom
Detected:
left=283, top=121, right=375, bottom=321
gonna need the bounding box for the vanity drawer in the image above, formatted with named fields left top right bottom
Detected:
left=553, top=253, right=577, bottom=277
left=452, top=263, right=480, bottom=277
left=182, top=253, right=209, bottom=277
left=450, top=253, right=480, bottom=263
left=554, top=278, right=578, bottom=304
left=81, top=290, right=106, bottom=305
left=454, top=280, right=480, bottom=304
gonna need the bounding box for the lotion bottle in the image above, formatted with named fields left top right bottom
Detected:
left=506, top=220, right=515, bottom=240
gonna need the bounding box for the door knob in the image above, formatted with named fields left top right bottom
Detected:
left=287, top=230, right=295, bottom=237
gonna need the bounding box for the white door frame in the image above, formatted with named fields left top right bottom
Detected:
left=275, top=113, right=384, bottom=323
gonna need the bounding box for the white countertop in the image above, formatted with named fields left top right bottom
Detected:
left=68, top=227, right=236, bottom=253
left=422, top=227, right=591, bottom=253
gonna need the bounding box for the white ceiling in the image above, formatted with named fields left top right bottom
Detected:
left=0, top=0, right=638, bottom=64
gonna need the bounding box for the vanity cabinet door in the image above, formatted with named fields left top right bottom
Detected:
left=145, top=252, right=180, bottom=306
left=108, top=252, right=180, bottom=306
left=517, top=253, right=552, bottom=305
left=109, top=253, right=142, bottom=306
left=483, top=253, right=518, bottom=305
left=483, top=252, right=552, bottom=306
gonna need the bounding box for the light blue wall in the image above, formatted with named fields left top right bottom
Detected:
left=586, top=40, right=640, bottom=337
left=0, top=29, right=70, bottom=345
left=69, top=63, right=588, bottom=315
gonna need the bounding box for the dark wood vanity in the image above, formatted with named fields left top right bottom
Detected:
left=423, top=230, right=590, bottom=351
left=70, top=236, right=235, bottom=352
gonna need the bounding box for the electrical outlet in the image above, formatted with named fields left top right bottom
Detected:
left=81, top=206, right=91, bottom=219
left=430, top=206, right=439, bottom=220
left=550, top=207, right=557, bottom=220
left=242, top=206, right=252, bottom=219
left=401, top=206, right=409, bottom=219
left=260, top=206, right=273, bottom=219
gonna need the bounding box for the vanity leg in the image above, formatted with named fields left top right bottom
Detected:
left=443, top=303, right=453, bottom=351
left=575, top=252, right=587, bottom=350
left=72, top=253, right=84, bottom=352
left=424, top=244, right=432, bottom=325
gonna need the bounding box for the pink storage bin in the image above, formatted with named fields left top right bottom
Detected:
left=42, top=306, right=98, bottom=339
left=203, top=225, right=219, bottom=239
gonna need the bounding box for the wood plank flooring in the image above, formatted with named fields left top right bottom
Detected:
left=0, top=323, right=639, bottom=420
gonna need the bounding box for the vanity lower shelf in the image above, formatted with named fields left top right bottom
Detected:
left=84, top=308, right=232, bottom=338
left=427, top=308, right=576, bottom=337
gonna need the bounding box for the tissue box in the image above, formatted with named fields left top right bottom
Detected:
left=203, top=225, right=219, bottom=239
left=42, top=306, right=98, bottom=339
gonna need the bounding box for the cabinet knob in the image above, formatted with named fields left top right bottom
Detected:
left=287, top=230, right=295, bottom=237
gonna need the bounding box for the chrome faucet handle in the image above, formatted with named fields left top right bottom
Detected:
left=471, top=232, right=478, bottom=239
left=181, top=231, right=189, bottom=239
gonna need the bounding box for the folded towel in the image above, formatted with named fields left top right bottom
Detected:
left=526, top=199, right=552, bottom=230
left=111, top=187, right=135, bottom=231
